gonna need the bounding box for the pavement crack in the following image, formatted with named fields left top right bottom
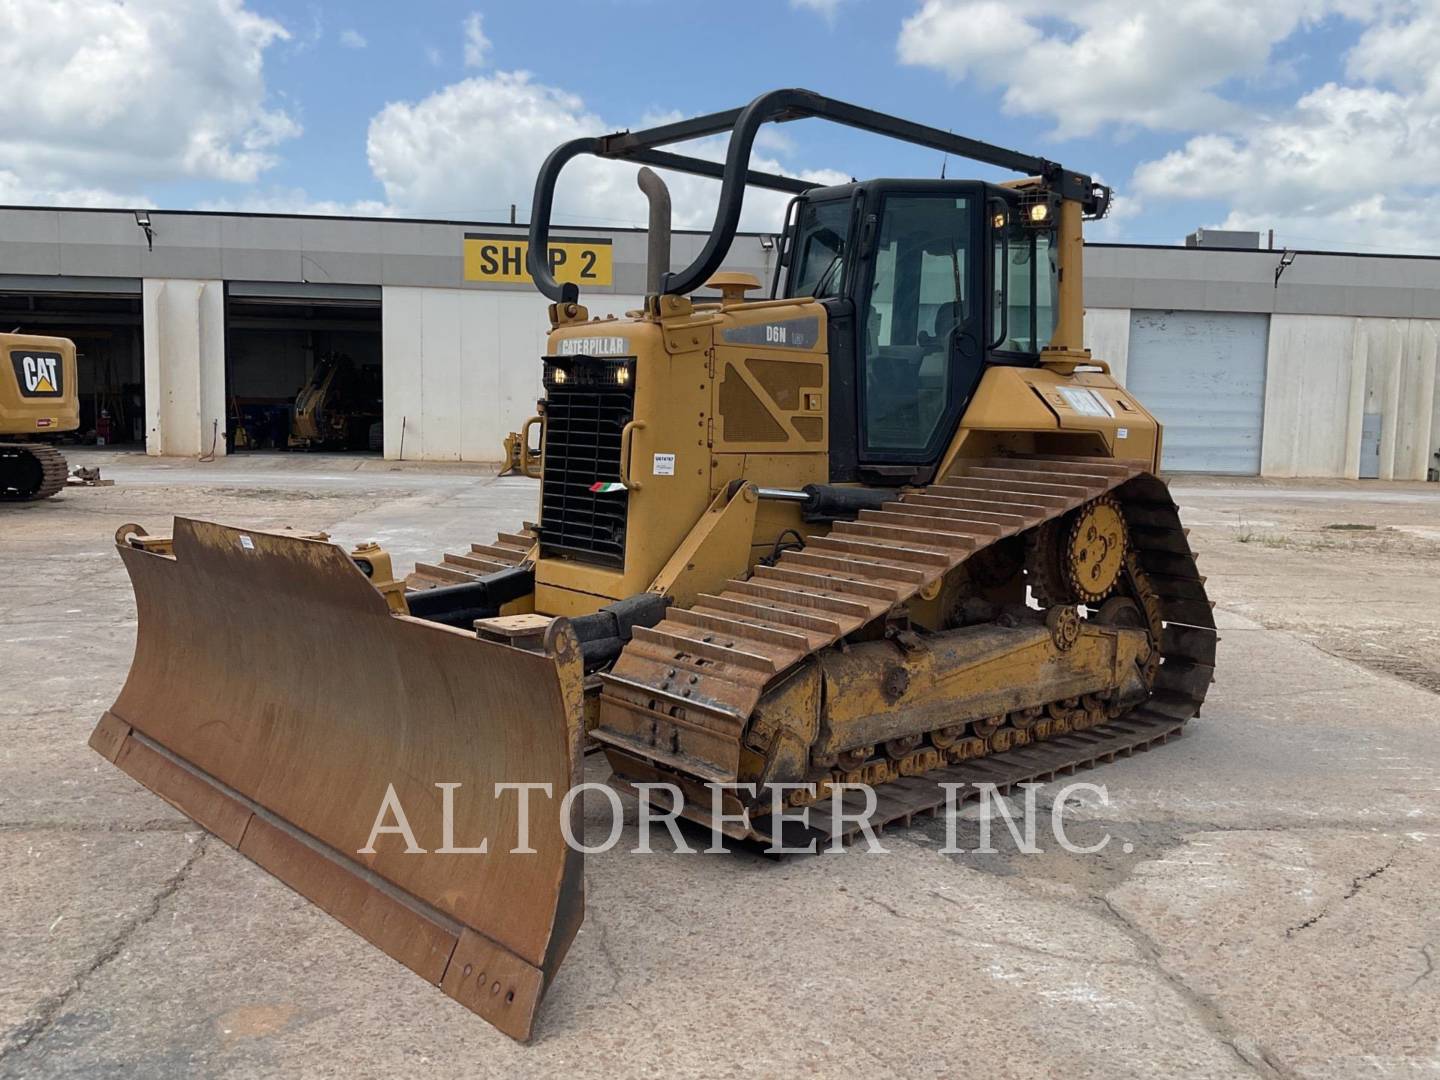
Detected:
left=1095, top=896, right=1288, bottom=1079
left=1341, top=855, right=1395, bottom=899
left=864, top=892, right=1153, bottom=971
left=1286, top=848, right=1400, bottom=937
left=589, top=913, right=639, bottom=1015
left=1409, top=943, right=1436, bottom=989
left=0, top=835, right=210, bottom=1062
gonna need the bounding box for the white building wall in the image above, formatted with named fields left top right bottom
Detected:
left=1262, top=315, right=1439, bottom=480
left=1358, top=319, right=1438, bottom=480
left=382, top=287, right=644, bottom=461
left=1083, top=307, right=1131, bottom=384
left=142, top=278, right=225, bottom=457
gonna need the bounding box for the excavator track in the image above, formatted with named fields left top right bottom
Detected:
left=0, top=443, right=68, bottom=502
left=596, top=456, right=1217, bottom=840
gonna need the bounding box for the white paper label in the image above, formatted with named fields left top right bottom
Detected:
left=238, top=534, right=255, bottom=550
left=652, top=453, right=676, bottom=476
left=1117, top=427, right=1129, bottom=439
left=1058, top=387, right=1116, bottom=418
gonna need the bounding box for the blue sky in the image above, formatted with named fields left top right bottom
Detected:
left=4, top=1, right=1438, bottom=253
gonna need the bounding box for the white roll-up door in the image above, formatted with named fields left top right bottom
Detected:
left=1125, top=310, right=1269, bottom=474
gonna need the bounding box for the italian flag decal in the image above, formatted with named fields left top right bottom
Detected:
left=589, top=482, right=627, bottom=494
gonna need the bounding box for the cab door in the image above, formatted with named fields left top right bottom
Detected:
left=854, top=189, right=983, bottom=468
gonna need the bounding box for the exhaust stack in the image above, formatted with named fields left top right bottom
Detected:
left=637, top=166, right=671, bottom=295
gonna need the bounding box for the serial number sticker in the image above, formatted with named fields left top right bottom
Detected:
left=238, top=535, right=255, bottom=550
left=463, top=232, right=613, bottom=286
left=1117, top=427, right=1129, bottom=439
left=1058, top=387, right=1116, bottom=418
left=652, top=453, right=676, bottom=477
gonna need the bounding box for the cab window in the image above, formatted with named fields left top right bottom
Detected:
left=992, top=221, right=1059, bottom=353
left=789, top=199, right=851, bottom=299
left=861, top=195, right=975, bottom=453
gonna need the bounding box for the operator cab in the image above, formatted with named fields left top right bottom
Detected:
left=780, top=180, right=1058, bottom=483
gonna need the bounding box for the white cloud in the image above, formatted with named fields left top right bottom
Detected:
left=339, top=28, right=367, bottom=49
left=791, top=0, right=848, bottom=20
left=896, top=0, right=1440, bottom=252
left=463, top=13, right=491, bottom=67
left=196, top=187, right=391, bottom=217
left=897, top=0, right=1354, bottom=137
left=366, top=70, right=846, bottom=231
left=0, top=169, right=147, bottom=209
left=0, top=0, right=298, bottom=195
left=1132, top=2, right=1440, bottom=252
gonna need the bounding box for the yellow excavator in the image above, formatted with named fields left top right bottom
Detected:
left=1, top=332, right=78, bottom=501
left=92, top=90, right=1215, bottom=1042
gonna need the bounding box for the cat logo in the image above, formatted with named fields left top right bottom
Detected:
left=11, top=350, right=64, bottom=397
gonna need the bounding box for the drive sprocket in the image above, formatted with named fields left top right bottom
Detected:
left=1065, top=494, right=1127, bottom=603
left=1026, top=495, right=1129, bottom=606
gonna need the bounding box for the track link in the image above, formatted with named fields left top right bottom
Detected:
left=406, top=527, right=536, bottom=589
left=596, top=456, right=1217, bottom=838
left=0, top=443, right=68, bottom=501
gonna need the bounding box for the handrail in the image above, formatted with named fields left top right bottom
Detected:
left=525, top=88, right=1110, bottom=303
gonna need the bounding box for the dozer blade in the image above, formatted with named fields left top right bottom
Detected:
left=90, top=518, right=584, bottom=1041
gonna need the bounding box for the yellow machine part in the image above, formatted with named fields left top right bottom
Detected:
left=91, top=519, right=584, bottom=1041
left=1, top=333, right=79, bottom=501
left=86, top=95, right=1217, bottom=1045
left=0, top=332, right=78, bottom=436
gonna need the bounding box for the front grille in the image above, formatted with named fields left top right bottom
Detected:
left=539, top=370, right=634, bottom=567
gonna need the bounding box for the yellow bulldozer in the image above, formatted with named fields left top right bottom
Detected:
left=91, top=90, right=1216, bottom=1041
left=1, top=332, right=78, bottom=501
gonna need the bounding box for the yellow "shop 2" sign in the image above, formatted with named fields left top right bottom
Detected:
left=463, top=232, right=613, bottom=286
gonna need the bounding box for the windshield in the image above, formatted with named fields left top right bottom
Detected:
left=788, top=199, right=851, bottom=299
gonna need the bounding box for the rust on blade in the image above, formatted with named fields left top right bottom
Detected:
left=92, top=518, right=585, bottom=1042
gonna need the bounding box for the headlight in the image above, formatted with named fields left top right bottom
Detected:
left=553, top=368, right=567, bottom=384
left=1029, top=203, right=1049, bottom=223
left=616, top=366, right=630, bottom=385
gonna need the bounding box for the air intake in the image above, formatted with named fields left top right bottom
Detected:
left=538, top=359, right=635, bottom=566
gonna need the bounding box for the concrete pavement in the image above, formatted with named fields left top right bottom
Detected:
left=1, top=458, right=1437, bottom=1078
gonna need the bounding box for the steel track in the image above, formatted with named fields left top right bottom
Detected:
left=594, top=457, right=1217, bottom=841
left=0, top=443, right=68, bottom=501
